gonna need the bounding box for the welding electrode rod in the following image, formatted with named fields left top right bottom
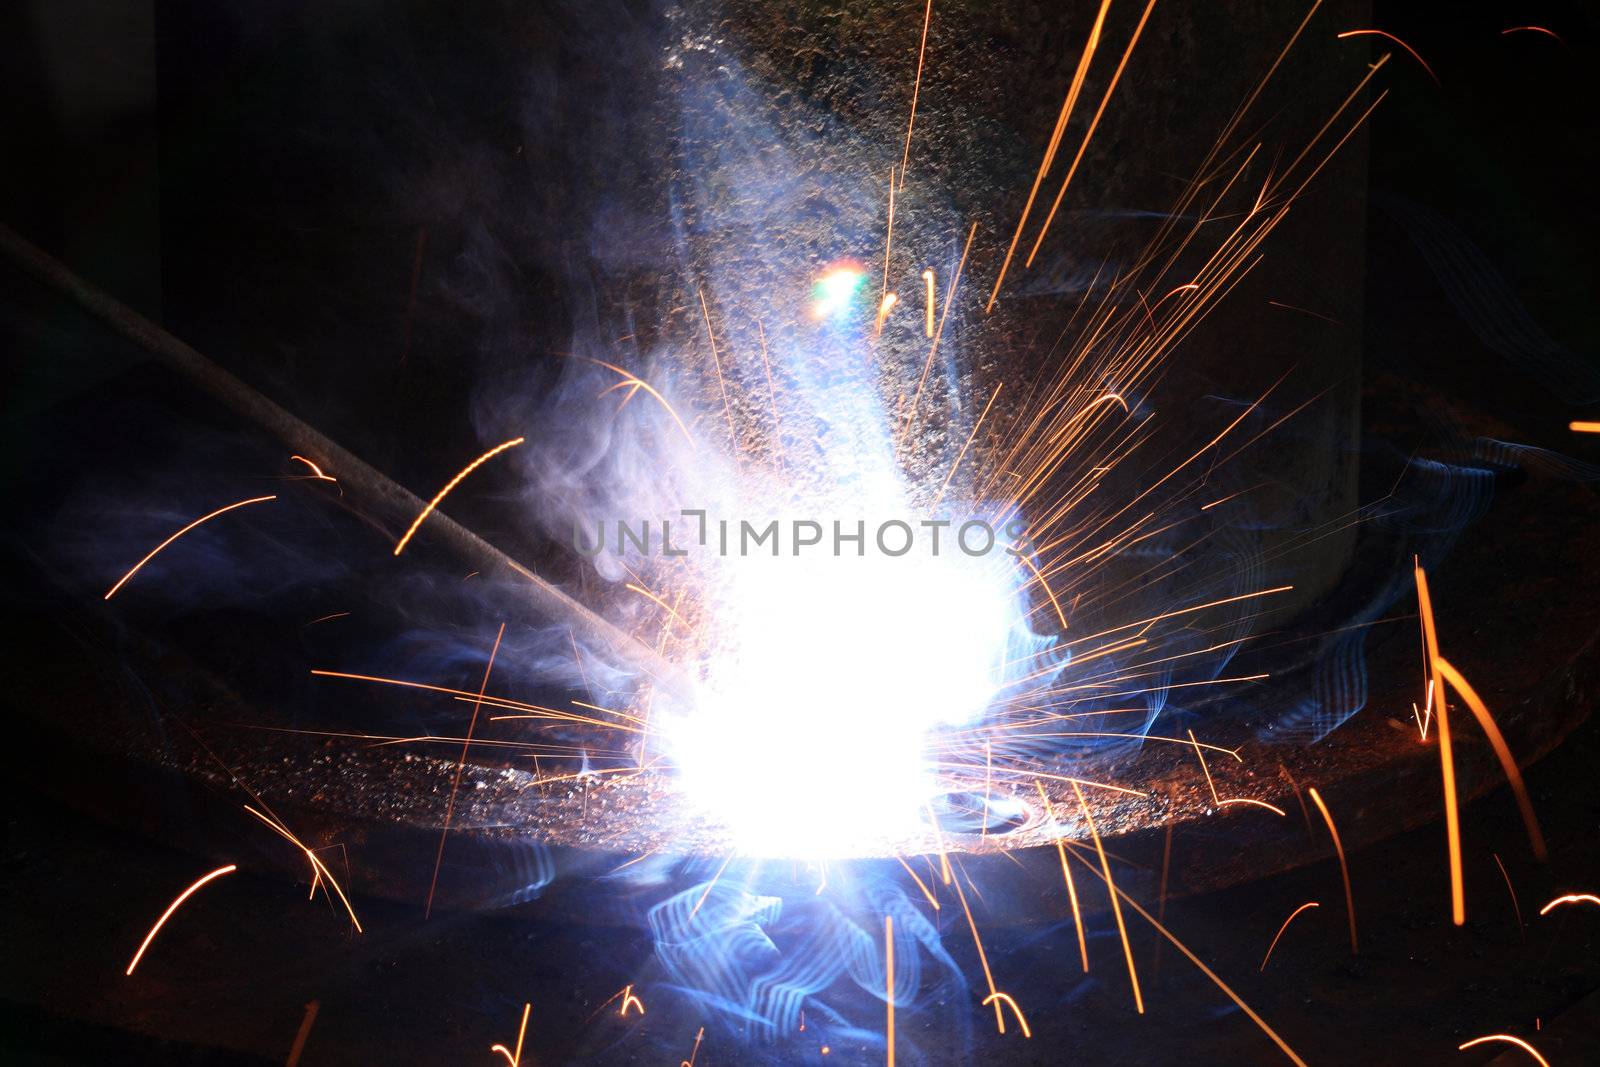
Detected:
left=0, top=221, right=692, bottom=698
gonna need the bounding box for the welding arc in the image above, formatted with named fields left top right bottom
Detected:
left=0, top=221, right=691, bottom=698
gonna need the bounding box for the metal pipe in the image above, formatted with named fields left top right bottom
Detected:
left=0, top=220, right=694, bottom=698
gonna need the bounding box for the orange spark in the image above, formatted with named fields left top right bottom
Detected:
left=1026, top=0, right=1158, bottom=268
left=1539, top=893, right=1600, bottom=915
left=243, top=806, right=362, bottom=932
left=1336, top=29, right=1439, bottom=86
left=290, top=455, right=336, bottom=481
left=944, top=865, right=1016, bottom=1034
left=898, top=0, right=934, bottom=189
left=1033, top=782, right=1089, bottom=972
left=690, top=854, right=735, bottom=919
left=304, top=611, right=350, bottom=627
left=619, top=984, right=645, bottom=1017
left=921, top=268, right=935, bottom=336
left=1416, top=562, right=1464, bottom=925
left=1259, top=902, right=1319, bottom=971
left=1492, top=853, right=1523, bottom=934
left=125, top=864, right=237, bottom=975
left=1433, top=656, right=1547, bottom=861
left=980, top=993, right=1032, bottom=1038
left=1457, top=1034, right=1550, bottom=1066
left=1063, top=842, right=1309, bottom=1066
left=880, top=166, right=898, bottom=308
left=393, top=438, right=524, bottom=556
left=1015, top=549, right=1069, bottom=632
left=876, top=292, right=899, bottom=336
left=1502, top=26, right=1564, bottom=45
left=490, top=1002, right=531, bottom=1067
left=1569, top=420, right=1600, bottom=433
left=679, top=1026, right=705, bottom=1067
left=1187, top=728, right=1220, bottom=805
left=625, top=583, right=690, bottom=630
left=885, top=914, right=896, bottom=1067
left=1063, top=585, right=1294, bottom=646
left=987, top=0, right=1114, bottom=311
left=285, top=1000, right=320, bottom=1067
left=105, top=494, right=276, bottom=599
left=586, top=356, right=695, bottom=444
left=1045, top=391, right=1128, bottom=444
left=1072, top=779, right=1143, bottom=1013
left=980, top=742, right=994, bottom=838
left=1307, top=788, right=1357, bottom=954
left=696, top=286, right=738, bottom=457
left=932, top=381, right=1004, bottom=507
left=899, top=221, right=977, bottom=447
left=426, top=622, right=506, bottom=918
left=1219, top=798, right=1288, bottom=817
left=894, top=854, right=940, bottom=910
left=1266, top=299, right=1343, bottom=326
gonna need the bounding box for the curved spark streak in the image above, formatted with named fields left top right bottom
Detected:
left=1433, top=656, right=1547, bottom=861
left=894, top=854, right=940, bottom=910
left=1501, top=26, right=1564, bottom=45
left=1457, top=1035, right=1550, bottom=1066
left=105, top=494, right=276, bottom=599
left=393, top=437, right=524, bottom=556
left=1415, top=563, right=1463, bottom=924
left=1308, top=788, right=1357, bottom=954
left=243, top=806, right=362, bottom=933
left=1492, top=853, right=1524, bottom=933
left=875, top=292, right=898, bottom=334
left=1014, top=550, right=1069, bottom=632
left=125, top=864, right=237, bottom=975
left=679, top=1026, right=705, bottom=1067
left=1047, top=391, right=1128, bottom=443
left=980, top=993, right=1032, bottom=1038
left=1220, top=798, right=1288, bottom=817
left=490, top=1002, right=531, bottom=1067
left=589, top=358, right=696, bottom=444
left=1539, top=893, right=1600, bottom=915
left=1259, top=902, right=1319, bottom=971
left=1336, top=29, right=1440, bottom=86
left=289, top=454, right=335, bottom=481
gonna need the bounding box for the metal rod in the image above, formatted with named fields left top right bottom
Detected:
left=0, top=221, right=693, bottom=698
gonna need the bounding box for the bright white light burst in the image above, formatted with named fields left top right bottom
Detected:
left=667, top=538, right=1022, bottom=857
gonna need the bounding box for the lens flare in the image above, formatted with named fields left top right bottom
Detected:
left=811, top=263, right=867, bottom=320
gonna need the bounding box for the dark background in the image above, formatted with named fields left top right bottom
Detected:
left=3, top=1, right=1598, bottom=1064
